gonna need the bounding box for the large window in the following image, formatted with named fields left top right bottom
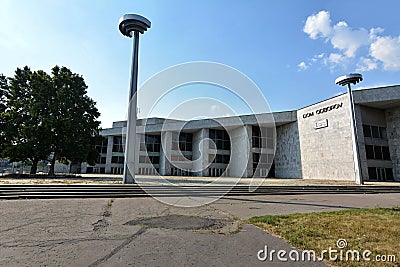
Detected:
left=96, top=137, right=108, bottom=154
left=112, top=136, right=124, bottom=153
left=96, top=156, right=106, bottom=164
left=111, top=155, right=124, bottom=164
left=365, top=145, right=391, bottom=161
left=252, top=126, right=274, bottom=149
left=139, top=155, right=160, bottom=164
left=363, top=125, right=387, bottom=140
left=368, top=167, right=394, bottom=181
left=209, top=129, right=230, bottom=150
left=172, top=132, right=193, bottom=152
left=140, top=135, right=161, bottom=152
left=209, top=154, right=230, bottom=164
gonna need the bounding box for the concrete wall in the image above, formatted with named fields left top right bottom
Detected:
left=386, top=107, right=400, bottom=181
left=297, top=94, right=356, bottom=181
left=275, top=122, right=302, bottom=178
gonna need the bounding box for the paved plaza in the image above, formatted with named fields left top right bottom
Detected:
left=1, top=193, right=399, bottom=266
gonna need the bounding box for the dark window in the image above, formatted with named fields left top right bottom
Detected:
left=371, top=126, right=380, bottom=138
left=382, top=146, right=391, bottom=161
left=113, top=136, right=124, bottom=152
left=374, top=146, right=383, bottom=160
left=386, top=168, right=394, bottom=181
left=139, top=155, right=160, bottom=164
left=363, top=125, right=372, bottom=137
left=368, top=167, right=377, bottom=180
left=86, top=167, right=93, bottom=174
left=379, top=127, right=387, bottom=140
left=141, top=134, right=161, bottom=152
left=209, top=129, right=230, bottom=150
left=172, top=132, right=193, bottom=151
left=209, top=154, right=230, bottom=164
left=96, top=156, right=106, bottom=164
left=111, top=156, right=124, bottom=164
left=95, top=137, right=108, bottom=154
left=365, top=145, right=374, bottom=159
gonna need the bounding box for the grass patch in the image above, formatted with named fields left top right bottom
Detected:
left=248, top=208, right=399, bottom=266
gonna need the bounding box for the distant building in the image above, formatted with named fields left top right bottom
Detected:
left=82, top=85, right=400, bottom=182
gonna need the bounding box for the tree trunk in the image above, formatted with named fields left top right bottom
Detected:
left=48, top=154, right=56, bottom=176
left=30, top=158, right=39, bottom=175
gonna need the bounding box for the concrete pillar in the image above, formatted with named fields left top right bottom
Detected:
left=229, top=125, right=251, bottom=177
left=193, top=129, right=208, bottom=176
left=160, top=131, right=173, bottom=176
left=105, top=136, right=114, bottom=174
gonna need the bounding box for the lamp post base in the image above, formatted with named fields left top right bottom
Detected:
left=123, top=171, right=135, bottom=184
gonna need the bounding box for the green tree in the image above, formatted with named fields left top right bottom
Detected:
left=2, top=66, right=101, bottom=175
left=0, top=74, right=9, bottom=152
left=47, top=66, right=101, bottom=176
left=3, top=67, right=53, bottom=174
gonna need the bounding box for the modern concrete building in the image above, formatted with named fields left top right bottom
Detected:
left=82, top=85, right=400, bottom=182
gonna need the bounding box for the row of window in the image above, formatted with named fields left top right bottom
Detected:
left=209, top=154, right=230, bottom=164
left=96, top=138, right=108, bottom=154
left=140, top=134, right=161, bottom=152
left=368, top=167, right=394, bottom=181
left=363, top=124, right=388, bottom=140
left=111, top=155, right=124, bottom=164
left=209, top=129, right=231, bottom=150
left=252, top=126, right=274, bottom=149
left=252, top=153, right=273, bottom=170
left=172, top=132, right=193, bottom=152
left=112, top=136, right=124, bottom=153
left=365, top=145, right=391, bottom=161
left=139, top=155, right=160, bottom=164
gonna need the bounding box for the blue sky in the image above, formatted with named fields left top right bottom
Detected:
left=1, top=0, right=400, bottom=128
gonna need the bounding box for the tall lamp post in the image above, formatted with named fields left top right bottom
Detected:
left=119, top=14, right=151, bottom=184
left=335, top=73, right=363, bottom=185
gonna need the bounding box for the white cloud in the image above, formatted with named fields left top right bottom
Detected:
left=302, top=10, right=400, bottom=72
left=356, top=57, right=378, bottom=72
left=298, top=61, right=308, bottom=71
left=303, top=10, right=332, bottom=39
left=327, top=53, right=347, bottom=65
left=370, top=36, right=400, bottom=70
left=331, top=22, right=370, bottom=57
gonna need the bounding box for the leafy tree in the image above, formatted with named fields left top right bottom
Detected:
left=47, top=66, right=101, bottom=175
left=0, top=74, right=8, bottom=152
left=2, top=66, right=101, bottom=175
left=3, top=67, right=53, bottom=174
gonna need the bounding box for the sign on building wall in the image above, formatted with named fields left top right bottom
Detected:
left=314, top=119, right=328, bottom=129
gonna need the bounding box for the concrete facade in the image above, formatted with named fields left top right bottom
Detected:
left=83, top=85, right=400, bottom=183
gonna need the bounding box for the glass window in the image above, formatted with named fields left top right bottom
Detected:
left=368, top=167, right=377, bottom=180
left=386, top=168, right=394, bottom=181
left=111, top=156, right=124, bottom=164
left=365, top=145, right=374, bottom=159
left=142, top=134, right=161, bottom=152
left=371, top=126, right=380, bottom=138
left=113, top=136, right=124, bottom=153
left=374, top=145, right=383, bottom=160
left=382, top=146, right=391, bottom=161
left=363, top=125, right=372, bottom=138
left=379, top=127, right=387, bottom=140
left=209, top=129, right=230, bottom=150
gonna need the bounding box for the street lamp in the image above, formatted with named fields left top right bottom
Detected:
left=335, top=73, right=363, bottom=185
left=119, top=14, right=151, bottom=184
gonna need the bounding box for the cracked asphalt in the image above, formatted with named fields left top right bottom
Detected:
left=1, top=193, right=399, bottom=266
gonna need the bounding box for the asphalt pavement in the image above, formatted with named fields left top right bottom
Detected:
left=1, top=193, right=399, bottom=266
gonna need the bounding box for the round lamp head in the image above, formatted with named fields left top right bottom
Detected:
left=119, top=14, right=151, bottom=37
left=335, top=73, right=363, bottom=86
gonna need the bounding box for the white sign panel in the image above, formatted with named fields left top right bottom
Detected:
left=315, top=119, right=328, bottom=129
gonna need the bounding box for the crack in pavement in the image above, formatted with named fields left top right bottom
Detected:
left=0, top=236, right=134, bottom=248
left=88, top=227, right=147, bottom=267
left=91, top=199, right=114, bottom=234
